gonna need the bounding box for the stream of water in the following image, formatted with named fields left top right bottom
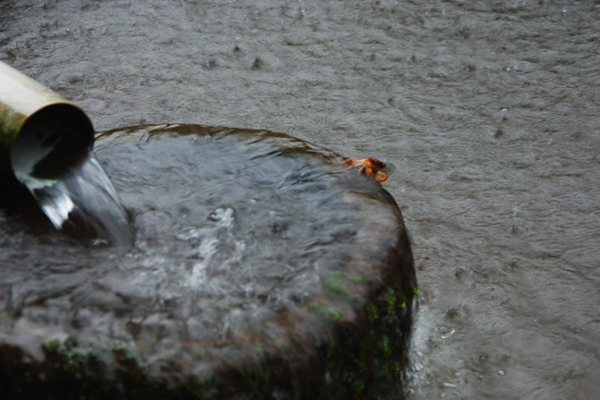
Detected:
left=17, top=155, right=133, bottom=246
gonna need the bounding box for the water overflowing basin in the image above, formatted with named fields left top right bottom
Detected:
left=0, top=124, right=416, bottom=399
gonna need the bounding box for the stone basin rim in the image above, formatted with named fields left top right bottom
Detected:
left=1, top=123, right=417, bottom=400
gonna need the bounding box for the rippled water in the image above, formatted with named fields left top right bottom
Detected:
left=1, top=0, right=600, bottom=398
left=91, top=126, right=362, bottom=344
left=1, top=123, right=397, bottom=366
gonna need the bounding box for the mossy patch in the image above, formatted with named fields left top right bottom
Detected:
left=326, top=271, right=348, bottom=296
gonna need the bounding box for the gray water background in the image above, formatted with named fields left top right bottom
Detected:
left=1, top=0, right=599, bottom=398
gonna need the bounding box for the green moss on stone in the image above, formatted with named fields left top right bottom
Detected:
left=43, top=339, right=60, bottom=353
left=366, top=301, right=378, bottom=322
left=327, top=271, right=348, bottom=296
left=317, top=280, right=416, bottom=399
left=308, top=303, right=344, bottom=325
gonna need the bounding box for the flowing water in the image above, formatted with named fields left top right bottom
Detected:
left=0, top=124, right=379, bottom=364
left=15, top=155, right=133, bottom=246
left=9, top=100, right=133, bottom=245
left=1, top=0, right=600, bottom=398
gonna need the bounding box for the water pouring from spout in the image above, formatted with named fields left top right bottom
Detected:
left=0, top=61, right=132, bottom=245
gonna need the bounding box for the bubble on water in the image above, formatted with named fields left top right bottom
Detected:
left=441, top=328, right=456, bottom=339
left=208, top=207, right=235, bottom=227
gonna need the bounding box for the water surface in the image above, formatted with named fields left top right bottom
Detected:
left=1, top=0, right=599, bottom=398
left=1, top=124, right=401, bottom=364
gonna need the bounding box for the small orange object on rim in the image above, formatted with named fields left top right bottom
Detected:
left=341, top=157, right=387, bottom=183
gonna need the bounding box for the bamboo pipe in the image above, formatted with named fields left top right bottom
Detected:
left=0, top=61, right=94, bottom=184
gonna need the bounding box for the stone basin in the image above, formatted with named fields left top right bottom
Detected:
left=0, top=124, right=417, bottom=399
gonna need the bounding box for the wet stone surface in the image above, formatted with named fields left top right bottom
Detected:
left=0, top=124, right=416, bottom=399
